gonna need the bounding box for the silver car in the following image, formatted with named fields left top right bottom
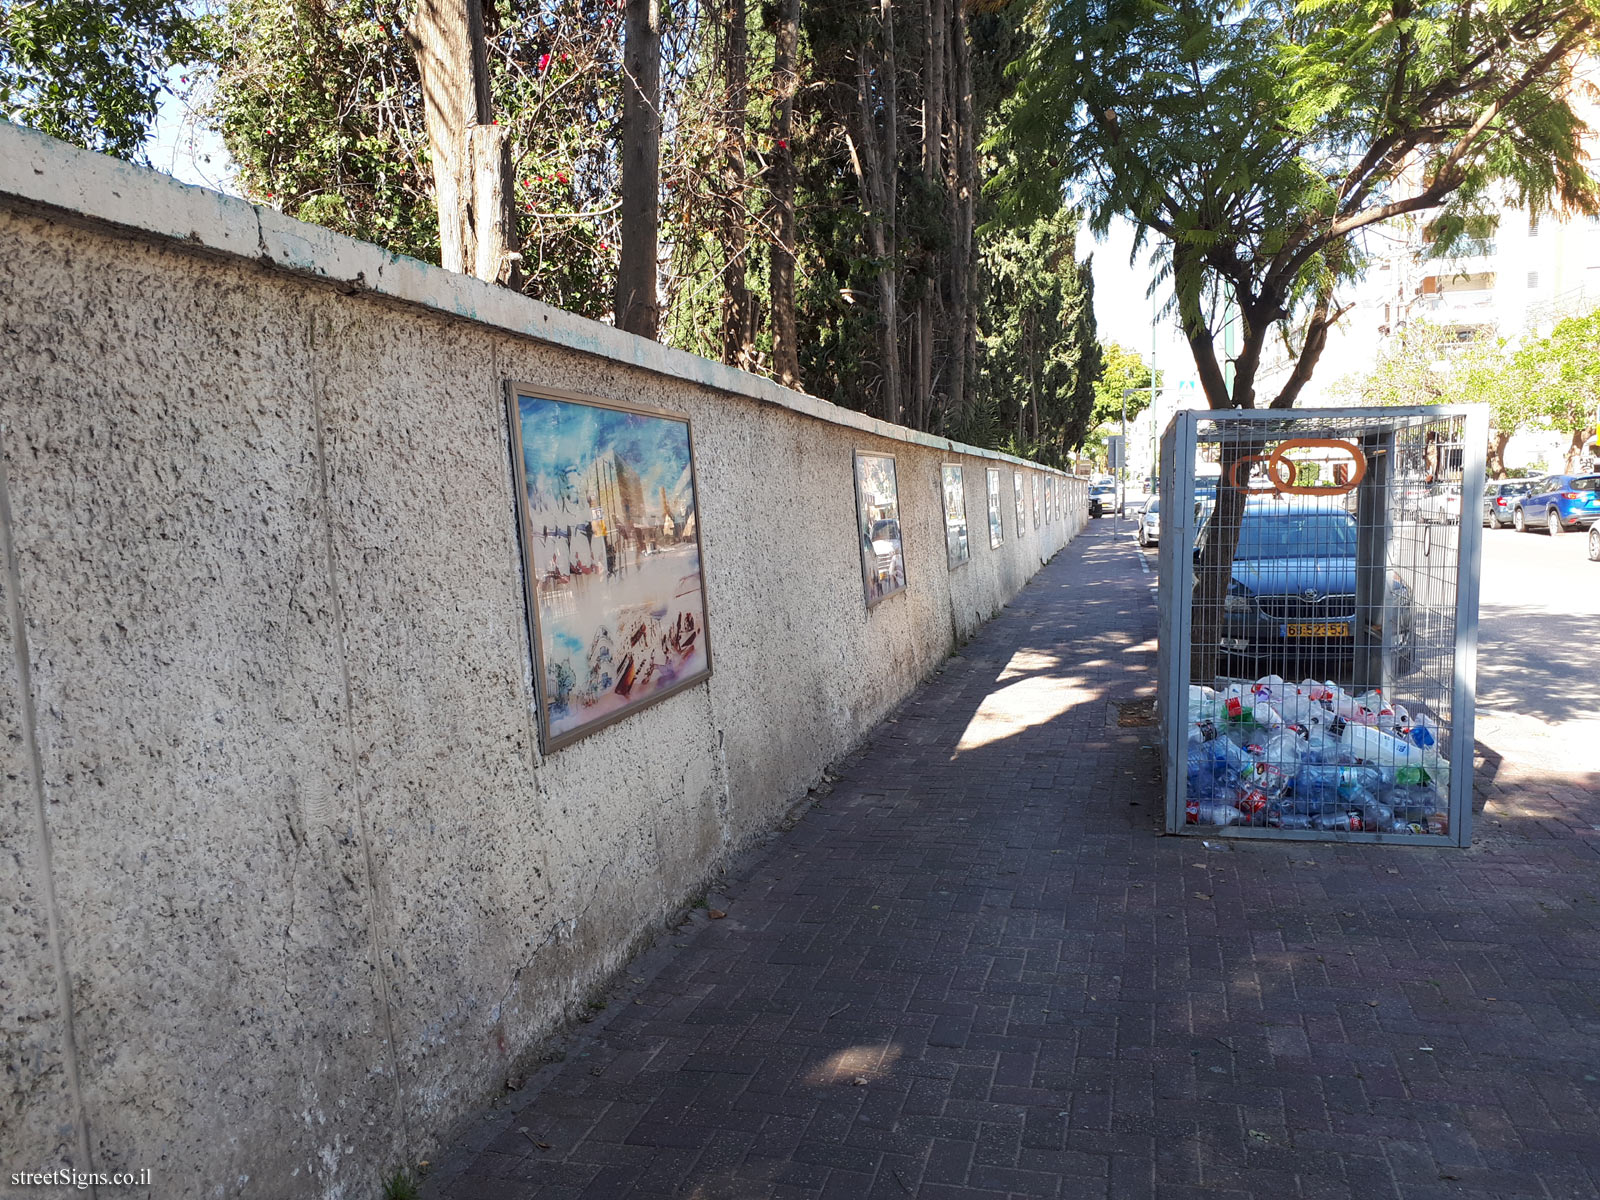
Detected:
left=1136, top=496, right=1161, bottom=546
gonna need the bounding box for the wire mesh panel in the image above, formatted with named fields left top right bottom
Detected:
left=1157, top=406, right=1487, bottom=845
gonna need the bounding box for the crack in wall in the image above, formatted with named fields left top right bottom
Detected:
left=305, top=310, right=411, bottom=1171
left=0, top=418, right=94, bottom=1185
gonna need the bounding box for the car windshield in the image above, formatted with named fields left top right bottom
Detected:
left=1232, top=510, right=1357, bottom=560
left=1146, top=498, right=1159, bottom=513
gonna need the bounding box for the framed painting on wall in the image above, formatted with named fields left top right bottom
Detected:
left=942, top=465, right=970, bottom=568
left=506, top=384, right=712, bottom=751
left=855, top=451, right=906, bottom=607
left=1032, top=474, right=1041, bottom=529
left=986, top=468, right=1003, bottom=548
left=1013, top=470, right=1027, bottom=534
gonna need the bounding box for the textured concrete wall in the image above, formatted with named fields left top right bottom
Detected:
left=0, top=125, right=1086, bottom=1198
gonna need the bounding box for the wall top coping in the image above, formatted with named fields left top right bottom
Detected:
left=0, top=122, right=1078, bottom=478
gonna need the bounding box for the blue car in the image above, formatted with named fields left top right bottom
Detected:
left=1510, top=472, right=1600, bottom=535
left=1196, top=499, right=1414, bottom=680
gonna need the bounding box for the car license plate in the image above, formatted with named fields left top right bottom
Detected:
left=1284, top=622, right=1350, bottom=638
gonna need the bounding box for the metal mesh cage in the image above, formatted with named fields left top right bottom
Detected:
left=1156, top=406, right=1488, bottom=845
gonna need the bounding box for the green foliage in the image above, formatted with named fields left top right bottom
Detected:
left=202, top=0, right=632, bottom=316
left=1342, top=314, right=1600, bottom=470
left=1, top=0, right=201, bottom=160
left=1507, top=308, right=1600, bottom=460
left=1090, top=340, right=1160, bottom=432
left=995, top=0, right=1600, bottom=411
left=970, top=210, right=1101, bottom=464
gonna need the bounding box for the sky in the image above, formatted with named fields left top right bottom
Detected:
left=1082, top=215, right=1196, bottom=388
left=145, top=67, right=239, bottom=194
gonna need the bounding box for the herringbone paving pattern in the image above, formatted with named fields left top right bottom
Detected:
left=423, top=521, right=1600, bottom=1200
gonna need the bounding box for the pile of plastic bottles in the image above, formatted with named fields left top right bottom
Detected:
left=1185, top=676, right=1449, bottom=835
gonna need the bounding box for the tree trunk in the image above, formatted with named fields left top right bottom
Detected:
left=851, top=34, right=898, bottom=425
left=915, top=0, right=944, bottom=433
left=1487, top=429, right=1511, bottom=478
left=406, top=0, right=517, bottom=285
left=616, top=0, right=661, bottom=339
left=718, top=0, right=753, bottom=368
left=767, top=0, right=800, bottom=387
left=1564, top=425, right=1588, bottom=471
left=946, top=1, right=974, bottom=432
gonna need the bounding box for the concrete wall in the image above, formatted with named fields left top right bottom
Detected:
left=0, top=124, right=1086, bottom=1199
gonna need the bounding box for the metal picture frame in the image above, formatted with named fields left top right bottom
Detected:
left=854, top=450, right=907, bottom=608
left=505, top=382, right=714, bottom=752
left=1013, top=469, right=1027, bottom=535
left=987, top=468, right=1004, bottom=548
left=942, top=463, right=970, bottom=569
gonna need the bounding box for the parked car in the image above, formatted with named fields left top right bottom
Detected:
left=1510, top=473, right=1600, bottom=535
left=1194, top=499, right=1414, bottom=681
left=1483, top=479, right=1536, bottom=528
left=1136, top=496, right=1161, bottom=547
left=1418, top=487, right=1463, bottom=524
left=1088, top=481, right=1116, bottom=518
left=1591, top=523, right=1600, bottom=562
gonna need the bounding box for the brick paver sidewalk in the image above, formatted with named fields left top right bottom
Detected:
left=423, top=521, right=1600, bottom=1200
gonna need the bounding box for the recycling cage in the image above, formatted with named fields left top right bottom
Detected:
left=1156, top=406, right=1488, bottom=845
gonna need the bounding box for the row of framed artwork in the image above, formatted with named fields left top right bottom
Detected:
left=504, top=381, right=1072, bottom=754
left=852, top=451, right=1072, bottom=609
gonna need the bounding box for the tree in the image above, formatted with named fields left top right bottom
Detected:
left=1335, top=321, right=1528, bottom=476
left=998, top=0, right=1600, bottom=678
left=971, top=210, right=1101, bottom=465
left=766, top=0, right=801, bottom=386
left=203, top=0, right=629, bottom=319
left=1089, top=340, right=1159, bottom=434
left=615, top=0, right=661, bottom=339
left=406, top=0, right=518, bottom=283
left=1, top=0, right=200, bottom=161
left=1507, top=308, right=1600, bottom=471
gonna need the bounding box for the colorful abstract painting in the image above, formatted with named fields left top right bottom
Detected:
left=508, top=388, right=711, bottom=750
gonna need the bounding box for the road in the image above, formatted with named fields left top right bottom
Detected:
left=1473, top=522, right=1599, bottom=798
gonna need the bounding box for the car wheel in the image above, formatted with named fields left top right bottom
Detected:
left=1137, top=527, right=1149, bottom=547
left=1589, top=525, right=1600, bottom=562
left=1513, top=506, right=1527, bottom=532
left=1487, top=512, right=1503, bottom=529
left=1547, top=509, right=1565, bottom=536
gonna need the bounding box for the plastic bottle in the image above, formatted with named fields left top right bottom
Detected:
left=1186, top=745, right=1223, bottom=798
left=1217, top=737, right=1261, bottom=778
left=1252, top=674, right=1285, bottom=701
left=1269, top=805, right=1314, bottom=830
left=1191, top=801, right=1242, bottom=826
left=1250, top=700, right=1283, bottom=729
left=1294, top=763, right=1342, bottom=806
left=1277, top=690, right=1325, bottom=727
left=1312, top=811, right=1364, bottom=832
left=1362, top=802, right=1395, bottom=829
left=1408, top=715, right=1438, bottom=750
left=1339, top=723, right=1425, bottom=770
left=1299, top=727, right=1340, bottom=765
left=1337, top=765, right=1383, bottom=799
